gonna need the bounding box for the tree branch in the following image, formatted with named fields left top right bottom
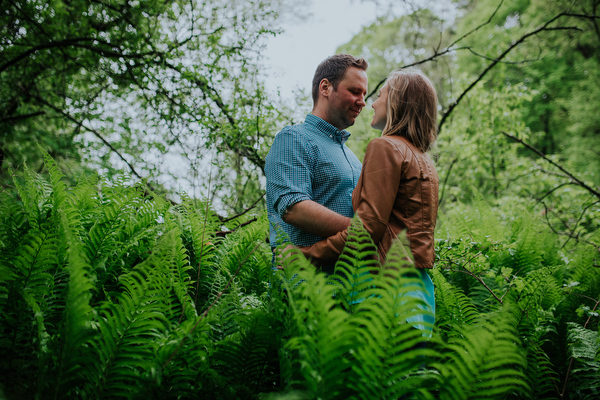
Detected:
left=0, top=111, right=46, bottom=124
left=438, top=156, right=458, bottom=207
left=438, top=13, right=582, bottom=132
left=366, top=1, right=506, bottom=101
left=502, top=131, right=600, bottom=200
left=25, top=90, right=146, bottom=181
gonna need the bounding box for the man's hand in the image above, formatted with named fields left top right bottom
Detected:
left=283, top=200, right=351, bottom=238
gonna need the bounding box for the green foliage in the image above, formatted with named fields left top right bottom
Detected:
left=0, top=0, right=300, bottom=212
left=0, top=160, right=550, bottom=399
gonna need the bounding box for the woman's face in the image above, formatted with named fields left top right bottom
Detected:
left=371, top=83, right=389, bottom=131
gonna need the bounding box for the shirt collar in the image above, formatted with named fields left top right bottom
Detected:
left=305, top=114, right=351, bottom=143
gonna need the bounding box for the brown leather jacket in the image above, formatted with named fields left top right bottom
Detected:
left=300, top=135, right=439, bottom=268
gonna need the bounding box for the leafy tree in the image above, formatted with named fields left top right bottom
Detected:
left=0, top=0, right=300, bottom=212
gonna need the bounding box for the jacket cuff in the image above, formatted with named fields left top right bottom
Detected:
left=300, top=230, right=348, bottom=267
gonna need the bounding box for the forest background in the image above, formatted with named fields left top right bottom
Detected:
left=1, top=0, right=599, bottom=399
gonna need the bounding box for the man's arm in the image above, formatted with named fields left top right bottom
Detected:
left=283, top=200, right=351, bottom=238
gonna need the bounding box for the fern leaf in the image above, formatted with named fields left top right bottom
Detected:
left=565, top=322, right=600, bottom=398
left=86, top=261, right=170, bottom=399
left=434, top=309, right=528, bottom=400
left=50, top=210, right=96, bottom=399
left=431, top=268, right=478, bottom=336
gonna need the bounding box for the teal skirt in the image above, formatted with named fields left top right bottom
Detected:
left=404, top=269, right=435, bottom=337
left=348, top=269, right=435, bottom=337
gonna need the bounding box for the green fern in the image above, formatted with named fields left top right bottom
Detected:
left=434, top=309, right=528, bottom=400
left=431, top=268, right=479, bottom=337
left=85, top=256, right=171, bottom=399
left=48, top=209, right=96, bottom=399
left=564, top=322, right=600, bottom=399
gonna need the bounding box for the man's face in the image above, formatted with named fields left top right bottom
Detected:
left=325, top=67, right=368, bottom=131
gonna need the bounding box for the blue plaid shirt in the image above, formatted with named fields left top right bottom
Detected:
left=266, top=114, right=362, bottom=248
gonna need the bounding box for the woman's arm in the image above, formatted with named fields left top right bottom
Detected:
left=299, top=137, right=402, bottom=265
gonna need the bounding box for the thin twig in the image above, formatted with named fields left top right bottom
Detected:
left=220, top=194, right=265, bottom=223
left=367, top=0, right=506, bottom=101
left=561, top=200, right=600, bottom=249
left=438, top=156, right=458, bottom=207
left=536, top=182, right=575, bottom=204
left=22, top=89, right=146, bottom=181
left=216, top=217, right=259, bottom=238
left=438, top=14, right=582, bottom=132
left=503, top=131, right=600, bottom=200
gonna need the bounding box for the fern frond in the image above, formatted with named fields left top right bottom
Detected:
left=85, top=260, right=171, bottom=399
left=158, top=229, right=197, bottom=321
left=213, top=215, right=270, bottom=298
left=431, top=268, right=478, bottom=337
left=49, top=210, right=96, bottom=399
left=11, top=164, right=53, bottom=228
left=276, top=250, right=358, bottom=398
left=12, top=228, right=59, bottom=353
left=84, top=191, right=136, bottom=268
left=142, top=317, right=213, bottom=399
left=434, top=309, right=528, bottom=400
left=349, top=269, right=437, bottom=399
left=41, top=148, right=70, bottom=211
left=211, top=312, right=281, bottom=397
left=330, top=216, right=381, bottom=310
left=564, top=322, right=600, bottom=399
left=523, top=343, right=560, bottom=399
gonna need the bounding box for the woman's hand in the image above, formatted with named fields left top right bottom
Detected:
left=275, top=244, right=297, bottom=270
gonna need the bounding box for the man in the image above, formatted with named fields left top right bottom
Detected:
left=265, top=54, right=368, bottom=270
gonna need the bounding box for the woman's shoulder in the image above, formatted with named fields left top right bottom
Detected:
left=368, top=135, right=415, bottom=154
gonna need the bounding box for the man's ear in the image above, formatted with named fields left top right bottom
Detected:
left=319, top=78, right=332, bottom=98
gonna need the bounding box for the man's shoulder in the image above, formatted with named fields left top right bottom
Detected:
left=272, top=122, right=319, bottom=145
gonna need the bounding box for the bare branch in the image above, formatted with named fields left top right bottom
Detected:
left=448, top=0, right=506, bottom=49
left=438, top=156, right=458, bottom=207
left=561, top=200, right=600, bottom=249
left=438, top=14, right=582, bottom=132
left=367, top=0, right=506, bottom=101
left=542, top=202, right=600, bottom=251
left=536, top=182, right=578, bottom=203
left=502, top=131, right=600, bottom=200
left=25, top=89, right=146, bottom=181
left=220, top=194, right=265, bottom=223
left=0, top=111, right=46, bottom=123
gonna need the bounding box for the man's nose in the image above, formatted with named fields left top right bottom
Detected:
left=356, top=95, right=366, bottom=107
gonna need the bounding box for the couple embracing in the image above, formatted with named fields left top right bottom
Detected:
left=265, top=54, right=438, bottom=324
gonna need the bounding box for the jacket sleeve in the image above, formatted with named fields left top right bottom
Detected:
left=299, top=229, right=348, bottom=267
left=299, top=138, right=401, bottom=266
left=354, top=137, right=401, bottom=245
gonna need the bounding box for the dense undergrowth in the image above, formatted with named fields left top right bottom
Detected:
left=0, top=154, right=598, bottom=399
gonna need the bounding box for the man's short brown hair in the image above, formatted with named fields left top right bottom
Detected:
left=311, top=54, right=368, bottom=105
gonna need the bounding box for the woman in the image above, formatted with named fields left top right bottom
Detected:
left=299, top=69, right=439, bottom=324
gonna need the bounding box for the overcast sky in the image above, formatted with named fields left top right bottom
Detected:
left=262, top=0, right=381, bottom=98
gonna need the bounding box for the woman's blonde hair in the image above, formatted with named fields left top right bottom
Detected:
left=382, top=69, right=438, bottom=152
